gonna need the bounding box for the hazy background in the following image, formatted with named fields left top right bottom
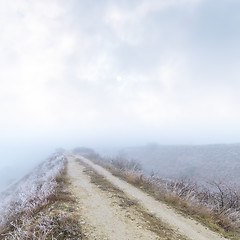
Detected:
left=1, top=0, right=240, bottom=190
left=118, top=143, right=240, bottom=184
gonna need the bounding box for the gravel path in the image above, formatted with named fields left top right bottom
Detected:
left=67, top=156, right=162, bottom=240
left=74, top=155, right=229, bottom=240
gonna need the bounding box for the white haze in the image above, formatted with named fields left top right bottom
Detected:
left=1, top=0, right=240, bottom=190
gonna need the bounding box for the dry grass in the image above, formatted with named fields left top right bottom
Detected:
left=86, top=153, right=240, bottom=240
left=0, top=153, right=84, bottom=240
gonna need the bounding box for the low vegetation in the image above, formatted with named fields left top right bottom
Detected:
left=86, top=152, right=240, bottom=240
left=0, top=153, right=83, bottom=240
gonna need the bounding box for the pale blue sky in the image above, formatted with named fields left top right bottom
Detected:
left=0, top=0, right=240, bottom=170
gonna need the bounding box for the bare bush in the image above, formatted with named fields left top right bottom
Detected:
left=99, top=156, right=142, bottom=172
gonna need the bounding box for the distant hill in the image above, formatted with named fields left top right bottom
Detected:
left=120, top=144, right=240, bottom=183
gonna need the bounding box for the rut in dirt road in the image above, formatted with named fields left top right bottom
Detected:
left=70, top=155, right=229, bottom=240
left=67, top=157, right=159, bottom=240
left=67, top=156, right=186, bottom=240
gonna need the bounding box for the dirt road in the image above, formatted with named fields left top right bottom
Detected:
left=67, top=155, right=228, bottom=240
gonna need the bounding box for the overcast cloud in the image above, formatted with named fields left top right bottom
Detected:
left=1, top=0, right=240, bottom=171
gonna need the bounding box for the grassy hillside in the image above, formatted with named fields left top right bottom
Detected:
left=120, top=144, right=240, bottom=182
left=0, top=153, right=83, bottom=239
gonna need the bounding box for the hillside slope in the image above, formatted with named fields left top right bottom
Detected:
left=120, top=144, right=240, bottom=182
left=0, top=153, right=84, bottom=239
left=0, top=153, right=233, bottom=239
left=68, top=154, right=228, bottom=240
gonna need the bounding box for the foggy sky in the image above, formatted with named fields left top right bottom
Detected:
left=1, top=0, right=240, bottom=167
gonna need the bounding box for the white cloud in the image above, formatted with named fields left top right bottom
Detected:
left=0, top=0, right=239, bottom=145
left=104, top=0, right=203, bottom=44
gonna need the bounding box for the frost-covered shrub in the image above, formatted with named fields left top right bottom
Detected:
left=0, top=153, right=67, bottom=234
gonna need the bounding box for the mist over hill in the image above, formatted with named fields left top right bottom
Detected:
left=0, top=167, right=21, bottom=191
left=0, top=146, right=54, bottom=193
left=120, top=144, right=240, bottom=183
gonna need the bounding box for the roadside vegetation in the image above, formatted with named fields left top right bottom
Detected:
left=0, top=153, right=83, bottom=240
left=84, top=152, right=240, bottom=240
left=76, top=158, right=187, bottom=240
